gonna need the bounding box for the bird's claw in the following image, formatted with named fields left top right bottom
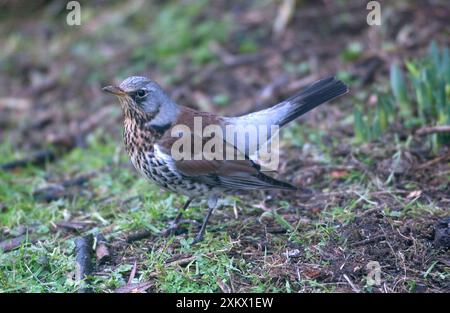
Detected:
left=192, top=234, right=204, bottom=244
left=161, top=219, right=201, bottom=237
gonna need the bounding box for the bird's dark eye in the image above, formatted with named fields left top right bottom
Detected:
left=136, top=89, right=147, bottom=98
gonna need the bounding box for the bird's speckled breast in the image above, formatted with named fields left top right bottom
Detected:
left=123, top=118, right=213, bottom=197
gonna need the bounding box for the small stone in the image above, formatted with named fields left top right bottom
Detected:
left=434, top=217, right=450, bottom=249
left=283, top=249, right=301, bottom=258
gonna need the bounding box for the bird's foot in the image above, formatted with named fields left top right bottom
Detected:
left=161, top=219, right=201, bottom=237
left=191, top=195, right=217, bottom=244
left=126, top=220, right=200, bottom=243
left=192, top=234, right=204, bottom=244
left=191, top=225, right=208, bottom=244
left=160, top=220, right=178, bottom=236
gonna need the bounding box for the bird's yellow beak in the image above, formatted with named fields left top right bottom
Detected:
left=102, top=85, right=126, bottom=97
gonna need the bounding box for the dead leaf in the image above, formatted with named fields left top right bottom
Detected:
left=406, top=190, right=422, bottom=199
left=330, top=170, right=349, bottom=179
left=217, top=279, right=231, bottom=293
left=128, top=261, right=138, bottom=284
left=303, top=267, right=321, bottom=279
left=114, top=281, right=153, bottom=293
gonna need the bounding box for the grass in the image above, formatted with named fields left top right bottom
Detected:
left=0, top=131, right=261, bottom=292
left=1, top=126, right=448, bottom=292
left=354, top=42, right=450, bottom=150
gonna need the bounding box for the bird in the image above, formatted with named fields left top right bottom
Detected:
left=103, top=75, right=348, bottom=242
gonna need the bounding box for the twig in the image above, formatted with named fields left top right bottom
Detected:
left=126, top=219, right=201, bottom=243
left=355, top=207, right=381, bottom=218
left=0, top=235, right=37, bottom=252
left=415, top=125, right=450, bottom=136
left=56, top=221, right=91, bottom=232
left=233, top=202, right=239, bottom=219
left=0, top=149, right=56, bottom=171
left=217, top=278, right=232, bottom=293
left=343, top=274, right=360, bottom=293
left=126, top=230, right=153, bottom=243
left=210, top=44, right=270, bottom=69
left=256, top=75, right=289, bottom=106
left=349, top=235, right=386, bottom=247
left=272, top=0, right=296, bottom=38
left=24, top=76, right=58, bottom=97
left=193, top=50, right=266, bottom=86
left=282, top=75, right=320, bottom=96
left=114, top=281, right=153, bottom=293
left=165, top=255, right=198, bottom=267
left=95, top=234, right=111, bottom=264
left=1, top=107, right=114, bottom=171
left=46, top=106, right=115, bottom=148
left=128, top=261, right=138, bottom=284
left=417, top=152, right=450, bottom=170
left=165, top=252, right=217, bottom=267
left=75, top=235, right=94, bottom=293
left=114, top=262, right=155, bottom=293
left=33, top=173, right=94, bottom=202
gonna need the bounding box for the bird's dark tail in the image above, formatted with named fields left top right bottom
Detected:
left=277, top=76, right=348, bottom=127
left=225, top=76, right=348, bottom=157
left=256, top=171, right=298, bottom=190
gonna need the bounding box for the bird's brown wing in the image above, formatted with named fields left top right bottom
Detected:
left=174, top=158, right=296, bottom=190
left=157, top=136, right=296, bottom=190
left=156, top=106, right=296, bottom=190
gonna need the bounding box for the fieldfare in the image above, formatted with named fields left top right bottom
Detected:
left=103, top=76, right=348, bottom=242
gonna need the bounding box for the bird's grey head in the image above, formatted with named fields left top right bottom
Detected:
left=103, top=76, right=178, bottom=127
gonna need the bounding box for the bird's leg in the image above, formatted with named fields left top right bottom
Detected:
left=173, top=197, right=193, bottom=225
left=193, top=195, right=218, bottom=243
left=162, top=197, right=193, bottom=236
